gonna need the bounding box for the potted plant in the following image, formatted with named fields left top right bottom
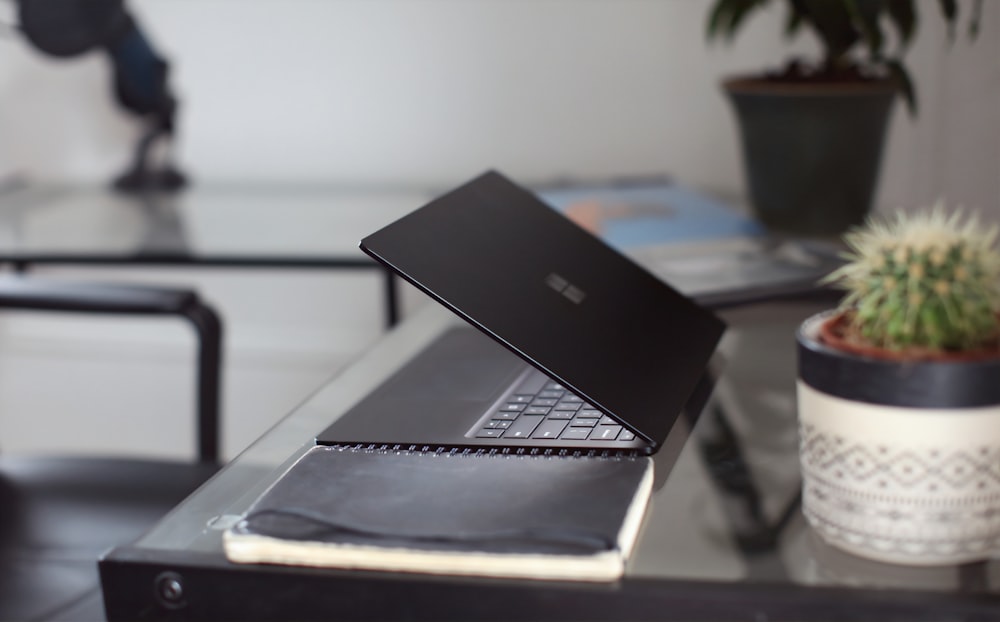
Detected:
left=797, top=206, right=1000, bottom=565
left=707, top=0, right=983, bottom=236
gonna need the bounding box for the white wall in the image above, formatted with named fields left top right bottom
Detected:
left=0, top=0, right=993, bottom=214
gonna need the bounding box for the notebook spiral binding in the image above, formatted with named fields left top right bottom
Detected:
left=323, top=442, right=641, bottom=460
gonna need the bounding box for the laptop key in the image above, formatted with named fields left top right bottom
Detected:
left=493, top=411, right=520, bottom=420
left=577, top=410, right=602, bottom=419
left=503, top=415, right=544, bottom=439
left=532, top=419, right=569, bottom=439
left=525, top=406, right=551, bottom=415
left=531, top=398, right=557, bottom=407
left=546, top=411, right=574, bottom=420
left=620, top=429, right=636, bottom=441
left=598, top=415, right=618, bottom=426
left=560, top=427, right=591, bottom=440
left=476, top=428, right=504, bottom=438
left=508, top=395, right=534, bottom=403
left=569, top=418, right=598, bottom=428
left=592, top=425, right=622, bottom=441
left=553, top=402, right=581, bottom=412
left=500, top=403, right=526, bottom=412
left=484, top=419, right=512, bottom=429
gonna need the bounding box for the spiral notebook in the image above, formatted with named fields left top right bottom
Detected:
left=224, top=444, right=653, bottom=582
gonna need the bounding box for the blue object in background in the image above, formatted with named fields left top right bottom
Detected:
left=540, top=181, right=766, bottom=251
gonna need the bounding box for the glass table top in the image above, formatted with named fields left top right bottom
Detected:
left=0, top=182, right=843, bottom=321
left=0, top=184, right=433, bottom=261
left=116, top=299, right=1000, bottom=600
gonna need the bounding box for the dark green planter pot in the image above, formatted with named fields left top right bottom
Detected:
left=724, top=78, right=897, bottom=236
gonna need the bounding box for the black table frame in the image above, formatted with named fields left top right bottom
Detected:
left=100, top=548, right=1000, bottom=621
left=4, top=255, right=401, bottom=329
left=1, top=251, right=398, bottom=465
left=0, top=277, right=223, bottom=463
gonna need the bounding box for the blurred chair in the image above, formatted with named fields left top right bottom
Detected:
left=0, top=275, right=222, bottom=621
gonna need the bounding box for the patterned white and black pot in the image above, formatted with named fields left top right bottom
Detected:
left=796, top=310, right=1000, bottom=565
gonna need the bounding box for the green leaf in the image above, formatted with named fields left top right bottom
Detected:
left=798, top=0, right=861, bottom=66
left=937, top=0, right=958, bottom=40
left=725, top=0, right=767, bottom=42
left=846, top=0, right=886, bottom=58
left=785, top=2, right=805, bottom=38
left=886, top=59, right=917, bottom=116
left=886, top=0, right=917, bottom=48
left=969, top=0, right=983, bottom=39
left=706, top=0, right=769, bottom=42
left=706, top=0, right=733, bottom=40
left=937, top=0, right=958, bottom=21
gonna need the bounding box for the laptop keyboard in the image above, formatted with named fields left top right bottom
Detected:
left=472, top=372, right=638, bottom=443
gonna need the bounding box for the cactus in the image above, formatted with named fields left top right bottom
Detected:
left=824, top=206, right=1000, bottom=352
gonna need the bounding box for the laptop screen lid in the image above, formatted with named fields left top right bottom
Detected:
left=360, top=170, right=726, bottom=450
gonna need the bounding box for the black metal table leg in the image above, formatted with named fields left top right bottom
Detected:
left=182, top=301, right=223, bottom=464
left=383, top=268, right=399, bottom=329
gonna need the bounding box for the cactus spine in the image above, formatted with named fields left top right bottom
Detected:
left=824, top=206, right=1000, bottom=352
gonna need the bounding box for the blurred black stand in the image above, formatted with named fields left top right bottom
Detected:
left=18, top=0, right=188, bottom=192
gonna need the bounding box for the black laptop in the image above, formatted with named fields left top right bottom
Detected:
left=316, top=170, right=725, bottom=455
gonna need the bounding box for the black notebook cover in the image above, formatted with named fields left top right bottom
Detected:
left=224, top=445, right=653, bottom=582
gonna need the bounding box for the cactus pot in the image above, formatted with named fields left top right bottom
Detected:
left=796, top=310, right=1000, bottom=565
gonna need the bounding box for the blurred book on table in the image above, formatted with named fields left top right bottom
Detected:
left=538, top=178, right=844, bottom=308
